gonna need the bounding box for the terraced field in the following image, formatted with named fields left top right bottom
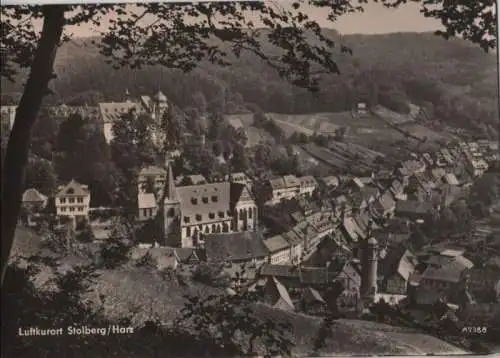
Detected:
left=267, top=110, right=454, bottom=156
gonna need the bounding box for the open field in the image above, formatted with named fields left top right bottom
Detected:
left=267, top=110, right=457, bottom=156
left=302, top=143, right=377, bottom=174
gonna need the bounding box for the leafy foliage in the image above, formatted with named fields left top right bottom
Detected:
left=178, top=268, right=294, bottom=357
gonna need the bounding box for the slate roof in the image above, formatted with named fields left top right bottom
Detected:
left=299, top=175, right=317, bottom=187
left=56, top=180, right=89, bottom=197
left=322, top=175, right=339, bottom=187
left=138, top=166, right=166, bottom=177
left=395, top=200, right=434, bottom=215
left=260, top=262, right=354, bottom=286
left=138, top=193, right=156, bottom=209
left=395, top=251, right=416, bottom=281
left=269, top=178, right=285, bottom=190
left=175, top=247, right=200, bottom=263
left=265, top=277, right=295, bottom=310
left=421, top=260, right=467, bottom=283
left=260, top=264, right=298, bottom=278
left=443, top=173, right=460, bottom=185
left=431, top=168, right=446, bottom=182
left=22, top=188, right=47, bottom=203
left=293, top=221, right=319, bottom=242
left=230, top=182, right=254, bottom=205
left=283, top=175, right=300, bottom=188
left=282, top=230, right=303, bottom=246
left=129, top=247, right=178, bottom=270
left=375, top=191, right=396, bottom=213
left=226, top=172, right=250, bottom=183
left=205, top=231, right=269, bottom=262
left=351, top=177, right=365, bottom=189
left=342, top=216, right=364, bottom=242
left=264, top=235, right=291, bottom=253
left=303, top=287, right=326, bottom=305
left=398, top=160, right=426, bottom=176
left=226, top=116, right=244, bottom=129
left=99, top=102, right=140, bottom=123
left=153, top=90, right=167, bottom=102
left=177, top=182, right=231, bottom=220
left=440, top=249, right=464, bottom=258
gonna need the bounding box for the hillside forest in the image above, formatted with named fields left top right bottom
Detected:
left=1, top=30, right=498, bottom=138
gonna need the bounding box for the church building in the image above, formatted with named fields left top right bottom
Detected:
left=158, top=159, right=258, bottom=248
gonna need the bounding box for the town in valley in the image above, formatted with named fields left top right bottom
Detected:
left=1, top=3, right=499, bottom=357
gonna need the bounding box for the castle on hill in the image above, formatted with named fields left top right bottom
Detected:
left=98, top=89, right=169, bottom=143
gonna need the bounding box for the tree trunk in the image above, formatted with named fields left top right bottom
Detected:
left=1, top=6, right=66, bottom=287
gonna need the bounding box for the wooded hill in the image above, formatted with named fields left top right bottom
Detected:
left=2, top=30, right=498, bottom=135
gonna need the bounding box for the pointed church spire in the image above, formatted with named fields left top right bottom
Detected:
left=165, top=156, right=177, bottom=201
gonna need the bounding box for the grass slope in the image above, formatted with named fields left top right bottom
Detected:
left=7, top=229, right=465, bottom=356
left=250, top=304, right=465, bottom=356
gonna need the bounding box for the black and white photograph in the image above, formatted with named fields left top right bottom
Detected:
left=1, top=1, right=499, bottom=357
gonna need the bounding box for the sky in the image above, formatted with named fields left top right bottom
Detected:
left=13, top=1, right=443, bottom=37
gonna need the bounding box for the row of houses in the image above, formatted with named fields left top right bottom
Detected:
left=21, top=180, right=91, bottom=223
left=265, top=175, right=319, bottom=204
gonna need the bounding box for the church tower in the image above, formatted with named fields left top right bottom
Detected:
left=152, top=89, right=168, bottom=120
left=163, top=155, right=181, bottom=247
left=361, top=237, right=379, bottom=301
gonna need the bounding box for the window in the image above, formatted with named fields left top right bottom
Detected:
left=196, top=214, right=202, bottom=221
left=186, top=227, right=191, bottom=237
left=60, top=198, right=66, bottom=204
left=69, top=198, right=75, bottom=204
left=211, top=196, right=218, bottom=203
left=202, top=197, right=209, bottom=204
left=191, top=198, right=198, bottom=205
left=184, top=216, right=190, bottom=224
left=77, top=197, right=83, bottom=203
left=249, top=208, right=253, bottom=219
left=209, top=213, right=215, bottom=220
left=143, top=209, right=147, bottom=217
left=167, top=208, right=175, bottom=217
left=61, top=207, right=67, bottom=212
left=149, top=208, right=153, bottom=217
left=218, top=211, right=224, bottom=218
left=78, top=207, right=83, bottom=212
left=70, top=207, right=75, bottom=212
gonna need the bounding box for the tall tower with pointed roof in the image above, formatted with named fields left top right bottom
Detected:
left=152, top=89, right=168, bottom=120
left=163, top=155, right=181, bottom=246
left=361, top=237, right=379, bottom=301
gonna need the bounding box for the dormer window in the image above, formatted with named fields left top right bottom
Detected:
left=211, top=196, right=218, bottom=203
left=202, top=197, right=209, bottom=204
left=67, top=188, right=75, bottom=194
left=191, top=198, right=198, bottom=205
